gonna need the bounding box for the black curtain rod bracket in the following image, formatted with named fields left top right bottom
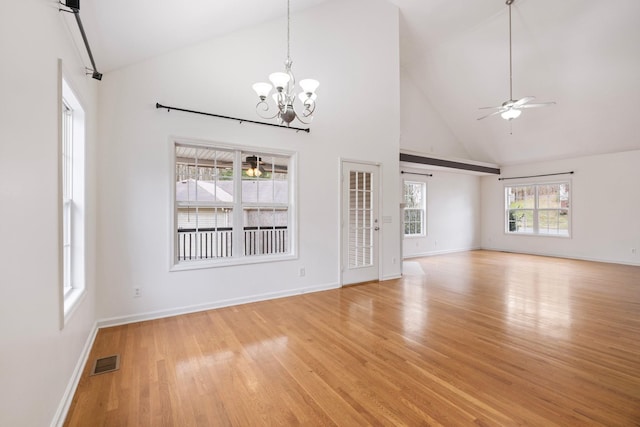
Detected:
left=498, top=171, right=574, bottom=181
left=401, top=171, right=433, bottom=177
left=156, top=103, right=310, bottom=133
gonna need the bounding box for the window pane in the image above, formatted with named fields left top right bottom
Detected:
left=508, top=209, right=534, bottom=233
left=404, top=183, right=422, bottom=209
left=177, top=207, right=233, bottom=260
left=560, top=183, right=570, bottom=209
left=243, top=207, right=288, bottom=256
left=403, top=182, right=426, bottom=237
left=175, top=143, right=293, bottom=265
left=349, top=170, right=374, bottom=268
left=507, top=185, right=535, bottom=209
left=538, top=209, right=570, bottom=236
left=538, top=184, right=562, bottom=209
left=242, top=153, right=289, bottom=204
left=505, top=182, right=570, bottom=236
left=176, top=145, right=234, bottom=203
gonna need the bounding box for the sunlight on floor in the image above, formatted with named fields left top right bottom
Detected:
left=402, top=261, right=425, bottom=276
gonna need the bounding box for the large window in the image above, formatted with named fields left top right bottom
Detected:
left=173, top=141, right=294, bottom=268
left=60, top=76, right=86, bottom=325
left=404, top=181, right=426, bottom=237
left=505, top=182, right=570, bottom=236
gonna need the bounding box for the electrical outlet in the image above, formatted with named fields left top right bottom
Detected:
left=632, top=248, right=637, bottom=255
left=133, top=287, right=141, bottom=298
left=299, top=267, right=305, bottom=277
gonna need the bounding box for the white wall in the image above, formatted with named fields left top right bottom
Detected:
left=402, top=168, right=481, bottom=258
left=481, top=150, right=640, bottom=266
left=399, top=63, right=482, bottom=260
left=0, top=1, right=98, bottom=426
left=400, top=68, right=470, bottom=159
left=96, top=0, right=401, bottom=322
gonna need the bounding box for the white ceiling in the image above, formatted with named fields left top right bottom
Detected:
left=75, top=0, right=640, bottom=166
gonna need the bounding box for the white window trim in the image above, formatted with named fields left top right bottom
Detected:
left=169, top=137, right=298, bottom=271
left=59, top=64, right=87, bottom=328
left=504, top=180, right=572, bottom=238
left=403, top=180, right=427, bottom=238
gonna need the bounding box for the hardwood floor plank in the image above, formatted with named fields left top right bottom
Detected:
left=64, top=251, right=640, bottom=426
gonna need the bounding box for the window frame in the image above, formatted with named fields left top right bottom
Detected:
left=403, top=180, right=427, bottom=238
left=504, top=180, right=571, bottom=237
left=59, top=70, right=87, bottom=328
left=170, top=138, right=298, bottom=271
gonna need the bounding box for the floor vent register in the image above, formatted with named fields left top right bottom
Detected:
left=90, top=354, right=120, bottom=376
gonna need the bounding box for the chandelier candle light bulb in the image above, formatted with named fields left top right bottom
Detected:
left=253, top=0, right=319, bottom=126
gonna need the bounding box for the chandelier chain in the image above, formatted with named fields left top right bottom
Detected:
left=287, top=0, right=291, bottom=61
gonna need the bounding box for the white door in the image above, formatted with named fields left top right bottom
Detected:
left=341, top=161, right=380, bottom=285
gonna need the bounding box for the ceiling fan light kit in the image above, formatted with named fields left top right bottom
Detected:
left=501, top=107, right=521, bottom=120
left=477, top=0, right=555, bottom=121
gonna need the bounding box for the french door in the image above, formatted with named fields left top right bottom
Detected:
left=341, top=161, right=380, bottom=285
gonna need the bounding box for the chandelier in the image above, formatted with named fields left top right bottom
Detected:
left=252, top=0, right=319, bottom=126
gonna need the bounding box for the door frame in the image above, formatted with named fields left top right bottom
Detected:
left=339, top=158, right=383, bottom=286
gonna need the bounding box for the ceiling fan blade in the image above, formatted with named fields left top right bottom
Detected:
left=479, top=105, right=503, bottom=110
left=513, top=96, right=536, bottom=107
left=519, top=101, right=556, bottom=109
left=477, top=110, right=505, bottom=120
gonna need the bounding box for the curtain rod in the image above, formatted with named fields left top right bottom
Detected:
left=155, top=103, right=310, bottom=133
left=401, top=171, right=433, bottom=177
left=498, top=171, right=574, bottom=181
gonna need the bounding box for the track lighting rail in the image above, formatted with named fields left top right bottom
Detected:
left=59, top=2, right=102, bottom=80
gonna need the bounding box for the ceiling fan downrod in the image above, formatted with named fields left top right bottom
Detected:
left=476, top=0, right=555, bottom=121
left=507, top=0, right=514, bottom=101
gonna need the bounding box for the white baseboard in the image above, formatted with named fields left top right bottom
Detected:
left=381, top=274, right=402, bottom=281
left=51, top=322, right=99, bottom=427
left=97, top=282, right=341, bottom=328
left=480, top=246, right=640, bottom=267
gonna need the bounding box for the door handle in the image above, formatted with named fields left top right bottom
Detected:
left=374, top=226, right=380, bottom=231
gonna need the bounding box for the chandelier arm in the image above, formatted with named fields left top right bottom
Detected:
left=302, top=101, right=316, bottom=117
left=255, top=101, right=281, bottom=120
left=290, top=104, right=314, bottom=124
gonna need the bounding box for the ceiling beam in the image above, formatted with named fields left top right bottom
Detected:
left=399, top=153, right=501, bottom=175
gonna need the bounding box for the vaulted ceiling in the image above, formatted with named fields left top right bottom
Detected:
left=75, top=0, right=640, bottom=166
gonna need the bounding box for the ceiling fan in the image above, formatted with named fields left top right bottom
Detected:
left=478, top=0, right=555, bottom=121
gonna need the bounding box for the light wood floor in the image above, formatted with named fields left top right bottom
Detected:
left=65, top=251, right=640, bottom=426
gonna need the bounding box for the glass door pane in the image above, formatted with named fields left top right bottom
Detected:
left=349, top=171, right=373, bottom=268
